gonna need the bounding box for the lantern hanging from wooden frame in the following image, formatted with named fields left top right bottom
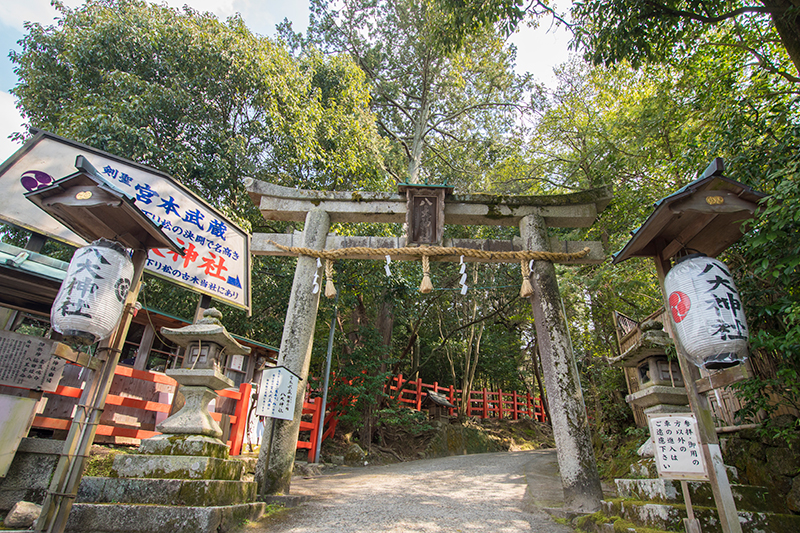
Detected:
left=664, top=253, right=749, bottom=369
left=51, top=238, right=134, bottom=345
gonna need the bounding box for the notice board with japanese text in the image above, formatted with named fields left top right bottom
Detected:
left=648, top=413, right=708, bottom=481
left=256, top=366, right=300, bottom=421
left=0, top=331, right=66, bottom=392
left=0, top=131, right=250, bottom=311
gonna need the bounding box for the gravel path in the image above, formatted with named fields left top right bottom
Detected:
left=244, top=449, right=576, bottom=533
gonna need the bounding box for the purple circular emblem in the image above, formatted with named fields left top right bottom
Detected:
left=20, top=170, right=54, bottom=192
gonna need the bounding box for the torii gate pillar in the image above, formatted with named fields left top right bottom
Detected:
left=255, top=208, right=330, bottom=496
left=521, top=213, right=603, bottom=512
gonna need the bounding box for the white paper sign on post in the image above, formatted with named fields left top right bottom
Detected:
left=648, top=413, right=708, bottom=481
left=255, top=366, right=300, bottom=420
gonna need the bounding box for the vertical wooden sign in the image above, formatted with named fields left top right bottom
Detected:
left=256, top=366, right=300, bottom=420
left=399, top=184, right=451, bottom=246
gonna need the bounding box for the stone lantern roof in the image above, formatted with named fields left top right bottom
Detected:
left=160, top=308, right=251, bottom=356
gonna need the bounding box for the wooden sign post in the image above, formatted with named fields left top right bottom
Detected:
left=613, top=158, right=766, bottom=533
left=649, top=413, right=707, bottom=532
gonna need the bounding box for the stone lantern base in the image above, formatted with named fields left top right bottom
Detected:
left=63, top=369, right=262, bottom=532
left=155, top=386, right=225, bottom=440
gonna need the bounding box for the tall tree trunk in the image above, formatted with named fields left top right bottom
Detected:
left=361, top=294, right=394, bottom=451
left=764, top=0, right=800, bottom=76
left=459, top=267, right=484, bottom=416
left=407, top=56, right=432, bottom=183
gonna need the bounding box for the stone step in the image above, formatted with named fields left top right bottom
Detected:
left=615, top=478, right=785, bottom=513
left=112, top=454, right=244, bottom=481
left=65, top=502, right=264, bottom=533
left=78, top=477, right=257, bottom=506
left=603, top=498, right=800, bottom=533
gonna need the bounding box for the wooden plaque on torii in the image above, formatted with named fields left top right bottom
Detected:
left=398, top=183, right=453, bottom=245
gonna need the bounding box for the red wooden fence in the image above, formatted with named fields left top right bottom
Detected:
left=295, top=396, right=341, bottom=462
left=387, top=374, right=545, bottom=422
left=30, top=365, right=252, bottom=456
left=26, top=367, right=542, bottom=460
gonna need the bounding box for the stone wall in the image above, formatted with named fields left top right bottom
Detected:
left=0, top=438, right=61, bottom=511
left=722, top=416, right=800, bottom=514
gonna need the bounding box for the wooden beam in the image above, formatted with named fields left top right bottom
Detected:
left=661, top=213, right=717, bottom=259
left=653, top=241, right=743, bottom=533
left=51, top=342, right=100, bottom=371
left=695, top=364, right=751, bottom=395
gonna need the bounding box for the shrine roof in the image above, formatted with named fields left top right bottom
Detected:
left=612, top=159, right=767, bottom=264
left=25, top=156, right=184, bottom=255
left=0, top=241, right=68, bottom=316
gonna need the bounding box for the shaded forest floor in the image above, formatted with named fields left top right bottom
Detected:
left=313, top=416, right=558, bottom=466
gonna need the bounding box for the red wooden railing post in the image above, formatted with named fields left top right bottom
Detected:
left=498, top=389, right=504, bottom=419
left=396, top=373, right=404, bottom=400
left=449, top=385, right=455, bottom=416
left=512, top=390, right=518, bottom=420
left=228, top=382, right=252, bottom=456
left=416, top=378, right=423, bottom=411
left=482, top=388, right=488, bottom=419
left=307, top=397, right=322, bottom=463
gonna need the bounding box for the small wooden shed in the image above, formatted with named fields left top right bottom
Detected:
left=421, top=390, right=455, bottom=421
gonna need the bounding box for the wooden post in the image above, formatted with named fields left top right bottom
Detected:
left=228, top=382, right=252, bottom=457
left=482, top=388, right=489, bottom=419
left=415, top=378, right=423, bottom=411
left=133, top=324, right=156, bottom=371
left=36, top=250, right=147, bottom=533
left=498, top=389, right=504, bottom=419
left=654, top=244, right=742, bottom=533
left=307, top=397, right=322, bottom=465
left=513, top=390, right=519, bottom=420
left=681, top=480, right=703, bottom=533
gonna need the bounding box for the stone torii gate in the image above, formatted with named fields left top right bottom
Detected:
left=246, top=179, right=612, bottom=512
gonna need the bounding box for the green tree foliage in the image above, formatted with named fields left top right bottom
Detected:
left=432, top=0, right=566, bottom=53
left=525, top=16, right=800, bottom=441
left=571, top=0, right=800, bottom=79
left=10, top=0, right=387, bottom=329
left=307, top=0, right=537, bottom=188
left=11, top=0, right=386, bottom=224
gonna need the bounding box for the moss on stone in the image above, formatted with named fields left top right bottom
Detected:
left=423, top=423, right=505, bottom=458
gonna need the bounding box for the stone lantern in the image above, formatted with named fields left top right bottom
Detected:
left=152, top=308, right=251, bottom=445
left=102, top=307, right=264, bottom=528
left=610, top=318, right=689, bottom=418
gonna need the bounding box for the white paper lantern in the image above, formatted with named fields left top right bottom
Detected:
left=664, top=254, right=749, bottom=369
left=51, top=239, right=134, bottom=345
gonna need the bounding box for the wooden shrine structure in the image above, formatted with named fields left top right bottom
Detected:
left=613, top=158, right=767, bottom=533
